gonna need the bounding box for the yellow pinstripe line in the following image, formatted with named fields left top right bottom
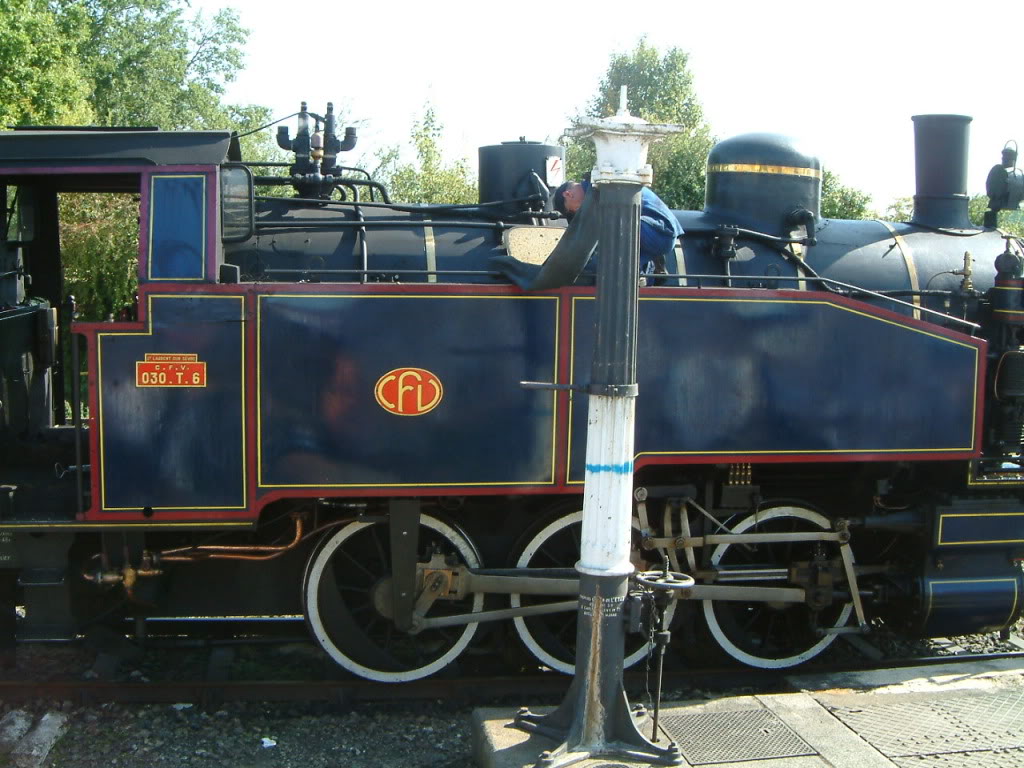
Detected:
left=258, top=481, right=558, bottom=489
left=98, top=294, right=246, bottom=511
left=925, top=579, right=1019, bottom=627
left=567, top=298, right=580, bottom=484
left=966, top=462, right=1024, bottom=487
left=550, top=297, right=559, bottom=484
left=937, top=512, right=1024, bottom=545
left=263, top=294, right=555, bottom=300
left=0, top=522, right=252, bottom=530
left=636, top=295, right=978, bottom=350
left=147, top=175, right=207, bottom=281
left=256, top=293, right=560, bottom=488
left=257, top=296, right=263, bottom=486
left=564, top=294, right=980, bottom=479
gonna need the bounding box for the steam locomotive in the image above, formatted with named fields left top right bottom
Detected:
left=1, top=103, right=1022, bottom=682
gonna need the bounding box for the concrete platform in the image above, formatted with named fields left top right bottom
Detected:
left=472, top=659, right=1024, bottom=768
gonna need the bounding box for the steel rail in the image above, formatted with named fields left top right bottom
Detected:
left=1, top=651, right=1021, bottom=705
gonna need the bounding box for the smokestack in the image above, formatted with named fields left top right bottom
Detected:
left=911, top=114, right=973, bottom=229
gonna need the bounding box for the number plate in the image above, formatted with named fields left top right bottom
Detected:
left=135, top=353, right=207, bottom=387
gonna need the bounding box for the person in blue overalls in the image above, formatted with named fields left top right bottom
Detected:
left=552, top=179, right=684, bottom=275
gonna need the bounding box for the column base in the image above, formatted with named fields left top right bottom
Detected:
left=514, top=676, right=682, bottom=768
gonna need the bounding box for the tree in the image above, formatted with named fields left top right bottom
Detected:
left=59, top=194, right=139, bottom=321
left=53, top=0, right=246, bottom=130
left=883, top=194, right=1024, bottom=236
left=0, top=0, right=93, bottom=126
left=564, top=39, right=715, bottom=211
left=1, top=1, right=274, bottom=146
left=969, top=193, right=1024, bottom=236
left=373, top=107, right=477, bottom=205
left=569, top=39, right=876, bottom=220
left=1001, top=210, right=1024, bottom=237
left=883, top=197, right=914, bottom=222
left=821, top=170, right=873, bottom=220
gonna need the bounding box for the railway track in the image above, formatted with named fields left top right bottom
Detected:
left=3, top=649, right=1023, bottom=707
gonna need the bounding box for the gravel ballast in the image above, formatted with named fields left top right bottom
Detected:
left=0, top=618, right=1017, bottom=768
left=42, top=700, right=475, bottom=768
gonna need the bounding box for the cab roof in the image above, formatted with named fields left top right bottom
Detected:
left=0, top=129, right=232, bottom=168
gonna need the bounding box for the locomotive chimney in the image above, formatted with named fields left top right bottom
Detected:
left=912, top=114, right=974, bottom=229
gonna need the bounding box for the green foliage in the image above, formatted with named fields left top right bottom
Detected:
left=968, top=194, right=1024, bottom=236
left=58, top=0, right=247, bottom=130
left=59, top=193, right=139, bottom=320
left=883, top=197, right=914, bottom=222
left=999, top=209, right=1024, bottom=237
left=0, top=0, right=93, bottom=126
left=373, top=107, right=477, bottom=205
left=564, top=39, right=715, bottom=211
left=1, top=0, right=253, bottom=132
left=883, top=194, right=1024, bottom=236
left=820, top=169, right=873, bottom=220
left=968, top=194, right=989, bottom=228
left=228, top=103, right=289, bottom=165
left=568, top=39, right=877, bottom=220
left=588, top=41, right=707, bottom=131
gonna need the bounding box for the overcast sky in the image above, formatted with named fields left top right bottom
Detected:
left=199, top=0, right=1023, bottom=211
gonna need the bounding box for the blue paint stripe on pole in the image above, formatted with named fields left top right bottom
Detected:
left=585, top=461, right=633, bottom=475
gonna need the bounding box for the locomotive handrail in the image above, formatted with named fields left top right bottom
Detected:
left=253, top=177, right=392, bottom=203
left=252, top=194, right=549, bottom=215
left=256, top=267, right=979, bottom=331
left=262, top=268, right=504, bottom=278
left=663, top=273, right=980, bottom=331
left=255, top=219, right=509, bottom=230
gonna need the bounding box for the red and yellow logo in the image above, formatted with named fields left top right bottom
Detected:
left=136, top=353, right=207, bottom=388
left=374, top=368, right=443, bottom=416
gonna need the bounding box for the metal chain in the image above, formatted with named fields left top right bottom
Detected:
left=642, top=589, right=657, bottom=710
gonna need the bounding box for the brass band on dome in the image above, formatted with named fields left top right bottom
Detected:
left=707, top=162, right=823, bottom=179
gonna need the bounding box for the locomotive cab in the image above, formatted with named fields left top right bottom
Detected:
left=0, top=129, right=241, bottom=639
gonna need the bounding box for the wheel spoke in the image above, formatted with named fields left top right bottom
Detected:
left=763, top=612, right=781, bottom=649
left=536, top=542, right=562, bottom=567
left=512, top=509, right=674, bottom=674
left=554, top=615, right=576, bottom=642
left=303, top=515, right=482, bottom=682
left=337, top=583, right=370, bottom=594
left=339, top=548, right=378, bottom=581
left=703, top=505, right=853, bottom=669
left=739, top=605, right=763, bottom=634
left=371, top=527, right=389, bottom=571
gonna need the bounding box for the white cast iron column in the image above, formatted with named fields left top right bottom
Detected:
left=515, top=88, right=684, bottom=768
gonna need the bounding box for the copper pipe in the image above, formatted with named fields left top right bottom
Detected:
left=163, top=549, right=292, bottom=562
left=83, top=515, right=356, bottom=576
left=160, top=516, right=305, bottom=556
left=159, top=517, right=356, bottom=563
